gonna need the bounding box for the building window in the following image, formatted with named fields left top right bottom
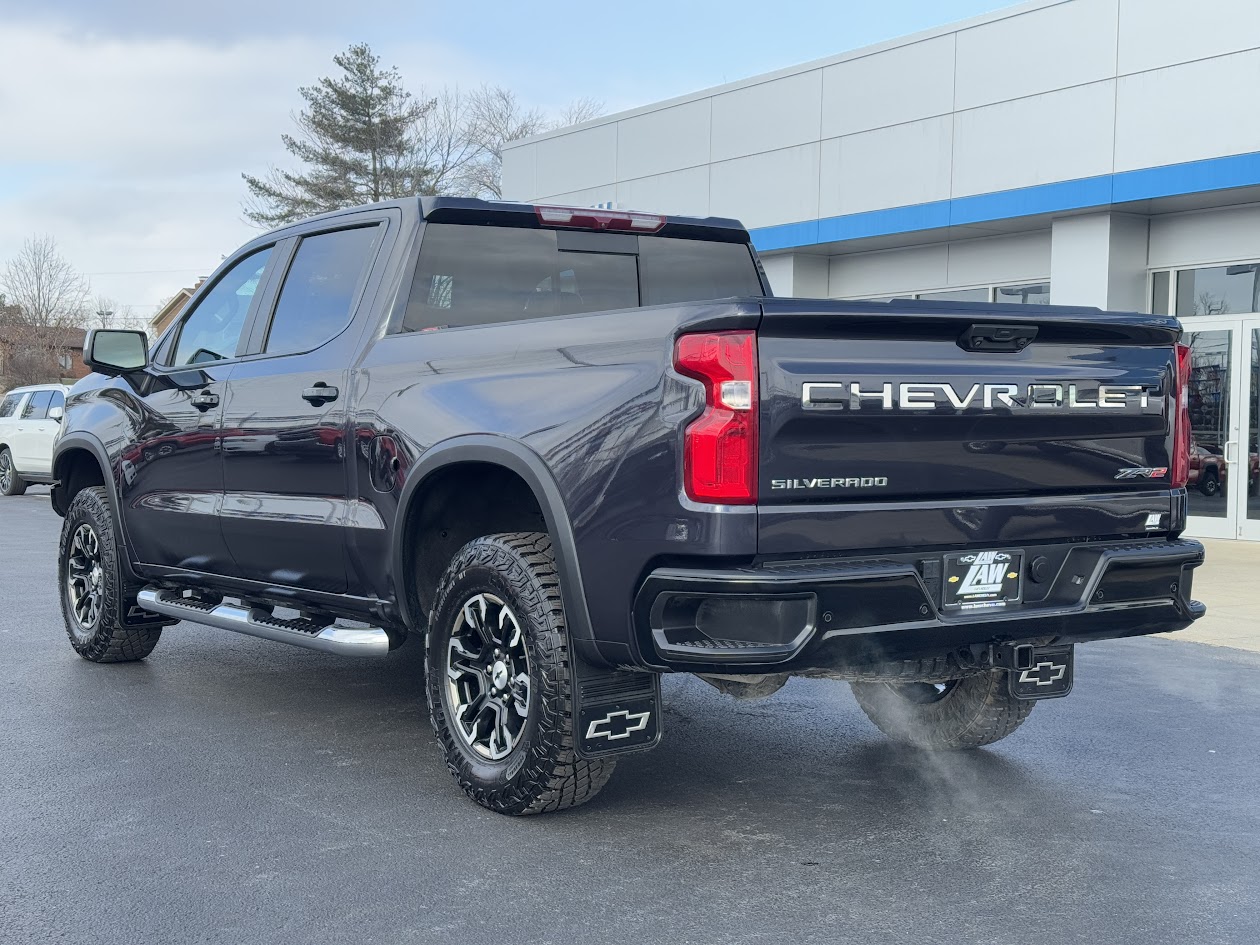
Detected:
left=994, top=282, right=1051, bottom=305
left=58, top=352, right=74, bottom=372
left=858, top=282, right=1051, bottom=304
left=917, top=287, right=990, bottom=303
left=1152, top=264, right=1260, bottom=317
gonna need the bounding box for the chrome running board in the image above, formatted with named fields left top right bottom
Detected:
left=136, top=587, right=390, bottom=657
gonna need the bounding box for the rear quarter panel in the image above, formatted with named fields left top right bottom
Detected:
left=351, top=300, right=762, bottom=661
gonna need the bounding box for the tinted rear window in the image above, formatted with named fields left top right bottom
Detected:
left=400, top=224, right=762, bottom=332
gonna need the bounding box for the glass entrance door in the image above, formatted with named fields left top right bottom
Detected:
left=1182, top=317, right=1260, bottom=540
left=1237, top=321, right=1260, bottom=540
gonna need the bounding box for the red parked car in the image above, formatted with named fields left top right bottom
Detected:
left=1188, top=440, right=1226, bottom=497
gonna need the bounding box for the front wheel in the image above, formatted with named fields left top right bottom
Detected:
left=850, top=670, right=1035, bottom=750
left=58, top=486, right=163, bottom=662
left=0, top=447, right=26, bottom=496
left=1199, top=468, right=1220, bottom=497
left=425, top=532, right=615, bottom=815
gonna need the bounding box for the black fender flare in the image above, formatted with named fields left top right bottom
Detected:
left=51, top=432, right=141, bottom=582
left=390, top=434, right=607, bottom=664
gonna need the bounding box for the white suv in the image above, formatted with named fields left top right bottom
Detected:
left=0, top=384, right=71, bottom=496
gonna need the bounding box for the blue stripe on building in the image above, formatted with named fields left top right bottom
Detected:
left=750, top=151, right=1260, bottom=252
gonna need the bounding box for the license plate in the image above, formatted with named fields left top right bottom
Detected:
left=942, top=549, right=1023, bottom=611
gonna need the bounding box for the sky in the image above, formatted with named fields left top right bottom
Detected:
left=0, top=0, right=1022, bottom=319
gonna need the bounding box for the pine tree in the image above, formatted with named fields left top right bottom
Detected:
left=243, top=44, right=432, bottom=227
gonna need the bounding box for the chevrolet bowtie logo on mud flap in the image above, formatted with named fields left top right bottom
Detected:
left=585, top=709, right=651, bottom=741
left=1002, top=644, right=1075, bottom=701
left=1019, top=661, right=1067, bottom=687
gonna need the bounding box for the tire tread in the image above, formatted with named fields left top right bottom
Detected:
left=851, top=670, right=1034, bottom=751
left=426, top=532, right=613, bottom=815
left=59, top=486, right=161, bottom=663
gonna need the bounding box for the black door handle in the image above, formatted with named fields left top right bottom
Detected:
left=302, top=384, right=339, bottom=405
left=190, top=390, right=219, bottom=411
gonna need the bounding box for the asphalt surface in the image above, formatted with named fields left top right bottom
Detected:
left=2, top=490, right=1259, bottom=945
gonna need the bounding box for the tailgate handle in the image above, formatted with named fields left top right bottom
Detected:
left=958, top=324, right=1038, bottom=353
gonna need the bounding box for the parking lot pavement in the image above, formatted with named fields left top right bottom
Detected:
left=1164, top=538, right=1260, bottom=654
left=2, top=492, right=1259, bottom=945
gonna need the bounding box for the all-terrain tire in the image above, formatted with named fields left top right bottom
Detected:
left=850, top=670, right=1035, bottom=750
left=58, top=486, right=162, bottom=662
left=426, top=532, right=615, bottom=815
left=0, top=447, right=27, bottom=496
left=1199, top=468, right=1220, bottom=497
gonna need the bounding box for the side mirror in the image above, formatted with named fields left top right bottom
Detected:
left=48, top=405, right=64, bottom=423
left=84, top=329, right=149, bottom=376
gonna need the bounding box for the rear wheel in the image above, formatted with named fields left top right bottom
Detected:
left=425, top=532, right=614, bottom=815
left=1199, top=467, right=1220, bottom=497
left=850, top=670, right=1034, bottom=750
left=58, top=486, right=162, bottom=662
left=0, top=447, right=26, bottom=496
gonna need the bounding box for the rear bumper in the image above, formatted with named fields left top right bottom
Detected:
left=631, top=537, right=1205, bottom=674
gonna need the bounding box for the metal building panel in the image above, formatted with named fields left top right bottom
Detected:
left=616, top=100, right=712, bottom=181
left=534, top=123, right=618, bottom=198
left=500, top=143, right=537, bottom=201
left=828, top=242, right=949, bottom=298
left=616, top=166, right=711, bottom=218
left=709, top=144, right=820, bottom=229
left=710, top=71, right=823, bottom=163
left=954, top=0, right=1119, bottom=110
left=821, top=35, right=956, bottom=139
left=1119, top=0, right=1260, bottom=75
left=1115, top=50, right=1260, bottom=172
left=948, top=230, right=1052, bottom=286
left=819, top=116, right=953, bottom=218
left=952, top=82, right=1116, bottom=198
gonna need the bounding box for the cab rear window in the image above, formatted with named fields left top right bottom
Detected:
left=400, top=224, right=763, bottom=332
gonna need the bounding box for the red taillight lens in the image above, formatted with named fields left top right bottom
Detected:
left=674, top=331, right=758, bottom=504
left=1172, top=341, right=1192, bottom=489
left=534, top=205, right=666, bottom=232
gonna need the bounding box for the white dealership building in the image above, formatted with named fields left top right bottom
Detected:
left=502, top=0, right=1260, bottom=541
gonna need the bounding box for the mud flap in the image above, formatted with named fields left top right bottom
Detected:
left=571, top=657, right=662, bottom=759
left=995, top=643, right=1074, bottom=701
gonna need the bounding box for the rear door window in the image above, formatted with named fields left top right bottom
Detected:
left=22, top=390, right=53, bottom=420
left=263, top=225, right=380, bottom=356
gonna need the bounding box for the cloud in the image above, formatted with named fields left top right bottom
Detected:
left=0, top=20, right=488, bottom=313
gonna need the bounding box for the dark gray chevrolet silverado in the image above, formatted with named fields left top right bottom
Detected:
left=50, top=197, right=1204, bottom=814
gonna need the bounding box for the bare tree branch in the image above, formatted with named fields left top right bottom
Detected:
left=0, top=236, right=89, bottom=389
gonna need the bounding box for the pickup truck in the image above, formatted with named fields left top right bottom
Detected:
left=51, top=197, right=1205, bottom=815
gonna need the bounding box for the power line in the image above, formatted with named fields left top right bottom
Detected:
left=83, top=267, right=208, bottom=276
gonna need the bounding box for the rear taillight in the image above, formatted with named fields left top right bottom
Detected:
left=1172, top=341, right=1192, bottom=489
left=674, top=331, right=758, bottom=504
left=534, top=205, right=666, bottom=232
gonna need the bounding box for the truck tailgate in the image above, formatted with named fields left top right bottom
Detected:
left=756, top=298, right=1182, bottom=552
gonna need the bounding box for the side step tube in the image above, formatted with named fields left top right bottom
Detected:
left=136, top=587, right=390, bottom=657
